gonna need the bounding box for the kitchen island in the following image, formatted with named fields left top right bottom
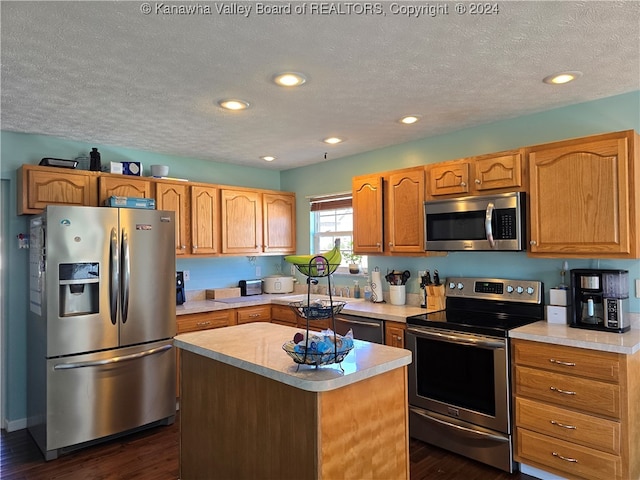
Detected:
left=174, top=322, right=412, bottom=480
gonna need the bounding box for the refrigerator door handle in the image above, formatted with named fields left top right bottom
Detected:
left=121, top=228, right=130, bottom=324
left=109, top=227, right=119, bottom=326
left=53, top=344, right=173, bottom=370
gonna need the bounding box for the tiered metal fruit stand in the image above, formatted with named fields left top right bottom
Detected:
left=282, top=255, right=352, bottom=370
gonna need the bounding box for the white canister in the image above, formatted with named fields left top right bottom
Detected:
left=389, top=285, right=406, bottom=305
left=263, top=275, right=294, bottom=294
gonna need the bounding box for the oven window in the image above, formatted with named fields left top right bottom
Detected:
left=415, top=336, right=496, bottom=416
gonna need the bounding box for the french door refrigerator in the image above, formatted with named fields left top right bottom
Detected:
left=27, top=205, right=177, bottom=460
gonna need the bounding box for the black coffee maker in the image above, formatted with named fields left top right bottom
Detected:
left=176, top=271, right=185, bottom=305
left=570, top=269, right=630, bottom=333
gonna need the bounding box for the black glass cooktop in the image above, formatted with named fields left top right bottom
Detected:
left=406, top=298, right=545, bottom=337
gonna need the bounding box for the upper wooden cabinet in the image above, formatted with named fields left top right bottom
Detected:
left=262, top=192, right=296, bottom=254
left=427, top=150, right=523, bottom=198
left=221, top=189, right=263, bottom=255
left=190, top=185, right=219, bottom=256
left=155, top=180, right=190, bottom=255
left=221, top=189, right=295, bottom=255
left=17, top=165, right=98, bottom=214
left=98, top=174, right=152, bottom=205
left=528, top=130, right=639, bottom=258
left=352, top=174, right=384, bottom=253
left=352, top=167, right=425, bottom=255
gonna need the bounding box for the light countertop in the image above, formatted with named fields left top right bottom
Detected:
left=176, top=293, right=431, bottom=323
left=174, top=322, right=412, bottom=392
left=509, top=314, right=640, bottom=355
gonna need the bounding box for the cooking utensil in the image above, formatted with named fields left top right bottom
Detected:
left=401, top=270, right=411, bottom=285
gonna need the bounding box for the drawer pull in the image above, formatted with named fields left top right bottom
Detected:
left=549, top=358, right=576, bottom=367
left=550, top=386, right=576, bottom=395
left=196, top=321, right=212, bottom=327
left=552, top=452, right=578, bottom=463
left=550, top=420, right=577, bottom=430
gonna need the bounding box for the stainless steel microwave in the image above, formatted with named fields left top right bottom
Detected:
left=424, top=192, right=525, bottom=251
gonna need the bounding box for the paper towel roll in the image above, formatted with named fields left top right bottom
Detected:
left=371, top=270, right=384, bottom=303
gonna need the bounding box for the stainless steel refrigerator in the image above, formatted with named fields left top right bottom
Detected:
left=27, top=205, right=177, bottom=460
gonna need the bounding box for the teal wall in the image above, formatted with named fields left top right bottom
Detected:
left=1, top=90, right=639, bottom=427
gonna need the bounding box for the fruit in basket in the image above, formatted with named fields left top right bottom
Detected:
left=293, top=332, right=304, bottom=343
left=284, top=239, right=342, bottom=276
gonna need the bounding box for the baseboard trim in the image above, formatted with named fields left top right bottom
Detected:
left=4, top=416, right=27, bottom=432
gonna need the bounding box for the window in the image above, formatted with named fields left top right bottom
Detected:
left=310, top=193, right=367, bottom=273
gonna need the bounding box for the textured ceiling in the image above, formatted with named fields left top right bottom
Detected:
left=1, top=1, right=639, bottom=170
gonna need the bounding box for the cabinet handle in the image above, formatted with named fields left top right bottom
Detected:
left=181, top=245, right=186, bottom=250
left=549, top=358, right=576, bottom=367
left=550, top=420, right=577, bottom=430
left=196, top=321, right=212, bottom=327
left=249, top=313, right=261, bottom=318
left=460, top=181, right=467, bottom=187
left=550, top=386, right=576, bottom=395
left=530, top=240, right=537, bottom=246
left=193, top=245, right=198, bottom=250
left=552, top=452, right=578, bottom=463
left=475, top=179, right=481, bottom=184
left=388, top=242, right=393, bottom=247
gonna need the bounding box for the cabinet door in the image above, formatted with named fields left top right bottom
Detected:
left=263, top=192, right=296, bottom=254
left=528, top=132, right=634, bottom=257
left=191, top=185, right=219, bottom=255
left=352, top=175, right=383, bottom=253
left=271, top=304, right=298, bottom=327
left=19, top=166, right=96, bottom=214
left=473, top=152, right=522, bottom=191
left=98, top=175, right=152, bottom=204
left=387, top=169, right=425, bottom=253
left=428, top=161, right=470, bottom=196
left=385, top=321, right=406, bottom=348
left=155, top=181, right=189, bottom=255
left=221, top=189, right=262, bottom=254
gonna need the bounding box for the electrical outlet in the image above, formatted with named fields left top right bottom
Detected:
left=256, top=266, right=261, bottom=277
left=636, top=279, right=640, bottom=298
left=183, top=270, right=190, bottom=281
left=290, top=264, right=296, bottom=276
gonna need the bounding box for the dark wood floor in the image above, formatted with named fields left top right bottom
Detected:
left=1, top=413, right=534, bottom=479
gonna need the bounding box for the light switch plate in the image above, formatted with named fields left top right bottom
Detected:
left=183, top=270, right=190, bottom=281
left=636, top=279, right=640, bottom=298
left=256, top=266, right=261, bottom=277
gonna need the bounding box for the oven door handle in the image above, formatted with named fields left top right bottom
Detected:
left=410, top=407, right=509, bottom=443
left=407, top=327, right=505, bottom=349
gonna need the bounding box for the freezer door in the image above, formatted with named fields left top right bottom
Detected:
left=44, top=340, right=176, bottom=454
left=119, top=209, right=176, bottom=346
left=44, top=206, right=119, bottom=357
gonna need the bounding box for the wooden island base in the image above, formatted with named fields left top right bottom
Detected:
left=180, top=349, right=409, bottom=480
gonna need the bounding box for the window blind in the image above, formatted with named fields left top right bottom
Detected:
left=309, top=193, right=352, bottom=211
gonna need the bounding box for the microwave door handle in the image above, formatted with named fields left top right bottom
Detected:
left=485, top=202, right=496, bottom=249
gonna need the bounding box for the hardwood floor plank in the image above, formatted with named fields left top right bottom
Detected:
left=1, top=413, right=531, bottom=479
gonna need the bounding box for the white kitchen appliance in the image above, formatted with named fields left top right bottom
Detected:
left=263, top=275, right=294, bottom=293
left=27, top=205, right=177, bottom=460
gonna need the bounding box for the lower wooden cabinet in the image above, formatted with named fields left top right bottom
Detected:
left=385, top=321, right=406, bottom=348
left=236, top=305, right=271, bottom=324
left=271, top=304, right=298, bottom=327
left=513, top=339, right=640, bottom=480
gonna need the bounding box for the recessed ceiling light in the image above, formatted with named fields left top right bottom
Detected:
left=261, top=156, right=276, bottom=162
left=400, top=115, right=421, bottom=125
left=323, top=137, right=344, bottom=145
left=273, top=72, right=307, bottom=87
left=542, top=71, right=583, bottom=85
left=218, top=99, right=250, bottom=110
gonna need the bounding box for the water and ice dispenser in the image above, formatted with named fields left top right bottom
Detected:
left=59, top=263, right=100, bottom=316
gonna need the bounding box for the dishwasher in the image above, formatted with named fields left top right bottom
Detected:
left=334, top=314, right=385, bottom=344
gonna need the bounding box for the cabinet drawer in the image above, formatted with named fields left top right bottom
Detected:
left=236, top=305, right=271, bottom=324
left=516, top=397, right=621, bottom=454
left=177, top=310, right=233, bottom=333
left=514, top=340, right=620, bottom=382
left=271, top=305, right=298, bottom=327
left=515, top=366, right=620, bottom=418
left=517, top=428, right=622, bottom=480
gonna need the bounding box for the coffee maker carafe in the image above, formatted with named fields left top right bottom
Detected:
left=570, top=269, right=630, bottom=333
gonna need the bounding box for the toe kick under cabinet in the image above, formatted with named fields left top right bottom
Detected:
left=512, top=339, right=640, bottom=480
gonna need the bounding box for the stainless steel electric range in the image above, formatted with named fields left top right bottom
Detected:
left=405, top=277, right=544, bottom=473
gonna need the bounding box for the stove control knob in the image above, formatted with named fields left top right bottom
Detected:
left=457, top=282, right=464, bottom=290
left=526, top=286, right=535, bottom=295
left=506, top=285, right=514, bottom=294
left=449, top=282, right=456, bottom=290
left=516, top=286, right=524, bottom=294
